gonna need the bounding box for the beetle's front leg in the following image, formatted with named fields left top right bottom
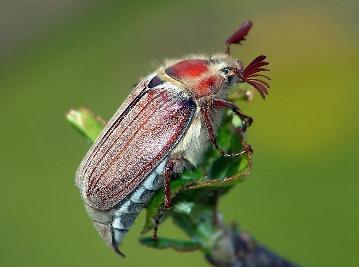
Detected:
left=201, top=106, right=253, bottom=158
left=212, top=99, right=253, bottom=132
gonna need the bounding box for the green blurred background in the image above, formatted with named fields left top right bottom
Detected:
left=1, top=0, right=358, bottom=266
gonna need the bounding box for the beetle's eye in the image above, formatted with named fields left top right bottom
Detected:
left=220, top=67, right=232, bottom=75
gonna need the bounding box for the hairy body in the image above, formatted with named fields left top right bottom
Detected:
left=75, top=20, right=270, bottom=256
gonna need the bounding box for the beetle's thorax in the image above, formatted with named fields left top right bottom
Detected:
left=160, top=54, right=243, bottom=99
left=170, top=103, right=222, bottom=169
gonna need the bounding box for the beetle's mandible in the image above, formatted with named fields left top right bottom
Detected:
left=75, top=20, right=270, bottom=256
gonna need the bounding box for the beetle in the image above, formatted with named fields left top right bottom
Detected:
left=75, top=20, right=270, bottom=256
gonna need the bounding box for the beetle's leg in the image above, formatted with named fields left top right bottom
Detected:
left=152, top=160, right=174, bottom=240
left=152, top=208, right=164, bottom=240
left=201, top=106, right=253, bottom=158
left=163, top=160, right=174, bottom=209
left=212, top=99, right=253, bottom=132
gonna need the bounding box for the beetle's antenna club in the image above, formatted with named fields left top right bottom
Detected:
left=225, top=20, right=253, bottom=55
left=241, top=55, right=270, bottom=99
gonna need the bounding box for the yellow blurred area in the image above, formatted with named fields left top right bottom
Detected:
left=246, top=8, right=359, bottom=157
left=0, top=1, right=358, bottom=267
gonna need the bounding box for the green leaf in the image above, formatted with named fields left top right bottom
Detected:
left=142, top=112, right=252, bottom=234
left=139, top=237, right=201, bottom=252
left=170, top=203, right=216, bottom=249
left=66, top=107, right=253, bottom=251
left=142, top=178, right=189, bottom=233
left=66, top=107, right=105, bottom=143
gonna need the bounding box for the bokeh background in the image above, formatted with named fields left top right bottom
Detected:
left=1, top=0, right=358, bottom=266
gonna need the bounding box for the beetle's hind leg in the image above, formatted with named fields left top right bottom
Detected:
left=152, top=159, right=175, bottom=240
left=201, top=104, right=253, bottom=158
left=163, top=160, right=174, bottom=209
left=152, top=208, right=165, bottom=241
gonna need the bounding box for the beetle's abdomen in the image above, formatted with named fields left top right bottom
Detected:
left=109, top=159, right=167, bottom=248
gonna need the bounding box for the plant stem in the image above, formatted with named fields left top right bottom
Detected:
left=205, top=215, right=299, bottom=267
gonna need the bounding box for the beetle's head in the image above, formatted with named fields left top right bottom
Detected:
left=164, top=20, right=270, bottom=99
left=164, top=54, right=269, bottom=99
left=164, top=57, right=237, bottom=98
